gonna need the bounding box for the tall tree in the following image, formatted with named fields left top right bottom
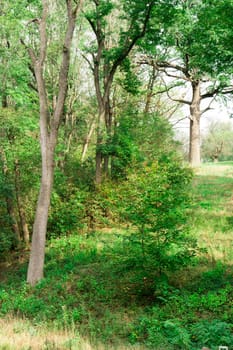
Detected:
left=139, top=0, right=233, bottom=166
left=84, top=0, right=156, bottom=184
left=25, top=0, right=83, bottom=285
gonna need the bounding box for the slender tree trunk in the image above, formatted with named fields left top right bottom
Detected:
left=26, top=0, right=83, bottom=285
left=27, top=146, right=54, bottom=284
left=2, top=94, right=7, bottom=108
left=95, top=101, right=112, bottom=184
left=81, top=116, right=96, bottom=162
left=95, top=134, right=103, bottom=185
left=95, top=110, right=105, bottom=184
left=14, top=160, right=30, bottom=246
left=103, top=98, right=112, bottom=178
left=189, top=81, right=201, bottom=167
left=144, top=64, right=157, bottom=114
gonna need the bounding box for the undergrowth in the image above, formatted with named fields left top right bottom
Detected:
left=0, top=163, right=233, bottom=349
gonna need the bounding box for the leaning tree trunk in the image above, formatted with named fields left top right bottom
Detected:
left=189, top=80, right=201, bottom=167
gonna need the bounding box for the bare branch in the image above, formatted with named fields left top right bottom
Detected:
left=171, top=115, right=188, bottom=127
left=155, top=60, right=189, bottom=77
left=152, top=83, right=182, bottom=96
left=160, top=76, right=191, bottom=105
left=201, top=85, right=233, bottom=99
left=200, top=96, right=216, bottom=115
left=73, top=0, right=84, bottom=16
left=26, top=18, right=40, bottom=26
left=82, top=54, right=94, bottom=71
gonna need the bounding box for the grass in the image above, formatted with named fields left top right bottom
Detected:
left=192, top=162, right=233, bottom=263
left=0, top=161, right=233, bottom=349
left=0, top=318, right=145, bottom=350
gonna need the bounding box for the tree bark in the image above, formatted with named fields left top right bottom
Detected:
left=26, top=0, right=83, bottom=285
left=81, top=115, right=96, bottom=162
left=27, top=147, right=54, bottom=284
left=144, top=64, right=157, bottom=114
left=189, top=81, right=201, bottom=167
left=14, top=160, right=30, bottom=245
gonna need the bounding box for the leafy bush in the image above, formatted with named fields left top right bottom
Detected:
left=0, top=230, right=16, bottom=255
left=116, top=158, right=197, bottom=274
left=190, top=319, right=233, bottom=349
left=130, top=315, right=233, bottom=349
left=48, top=189, right=86, bottom=237
left=129, top=316, right=191, bottom=349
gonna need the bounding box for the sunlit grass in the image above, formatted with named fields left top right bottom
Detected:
left=0, top=318, right=144, bottom=350
left=192, top=162, right=233, bottom=264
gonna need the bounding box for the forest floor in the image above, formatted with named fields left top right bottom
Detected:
left=0, top=162, right=233, bottom=349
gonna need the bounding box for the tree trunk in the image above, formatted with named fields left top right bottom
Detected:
left=95, top=102, right=112, bottom=184
left=26, top=0, right=83, bottom=285
left=81, top=116, right=96, bottom=162
left=27, top=147, right=54, bottom=284
left=189, top=81, right=201, bottom=167
left=144, top=64, right=157, bottom=114
left=95, top=110, right=105, bottom=185
left=95, top=135, right=103, bottom=185
left=14, top=160, right=30, bottom=246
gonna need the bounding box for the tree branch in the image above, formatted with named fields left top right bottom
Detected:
left=52, top=0, right=84, bottom=132
left=39, top=0, right=48, bottom=65
left=82, top=54, right=94, bottom=71
left=200, top=96, right=216, bottom=115
left=160, top=76, right=191, bottom=105
left=104, top=1, right=154, bottom=102
left=201, top=85, right=233, bottom=99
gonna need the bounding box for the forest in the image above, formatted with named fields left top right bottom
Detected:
left=0, top=0, right=233, bottom=349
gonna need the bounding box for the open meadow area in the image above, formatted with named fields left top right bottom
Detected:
left=0, top=163, right=232, bottom=350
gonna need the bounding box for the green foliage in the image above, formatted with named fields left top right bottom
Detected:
left=198, top=263, right=232, bottom=292
left=110, top=114, right=140, bottom=179
left=0, top=108, right=40, bottom=253
left=0, top=230, right=232, bottom=348
left=190, top=0, right=233, bottom=75
left=119, top=59, right=141, bottom=95
left=190, top=319, right=233, bottom=349
left=134, top=111, right=178, bottom=161
left=117, top=158, right=196, bottom=273
left=0, top=230, right=16, bottom=255
left=130, top=314, right=233, bottom=349
left=48, top=184, right=86, bottom=237
left=130, top=316, right=191, bottom=349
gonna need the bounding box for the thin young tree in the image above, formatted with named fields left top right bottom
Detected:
left=26, top=0, right=83, bottom=286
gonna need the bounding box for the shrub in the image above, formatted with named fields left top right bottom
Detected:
left=116, top=158, right=197, bottom=274
left=48, top=190, right=86, bottom=237
left=190, top=319, right=233, bottom=349
left=129, top=316, right=191, bottom=349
